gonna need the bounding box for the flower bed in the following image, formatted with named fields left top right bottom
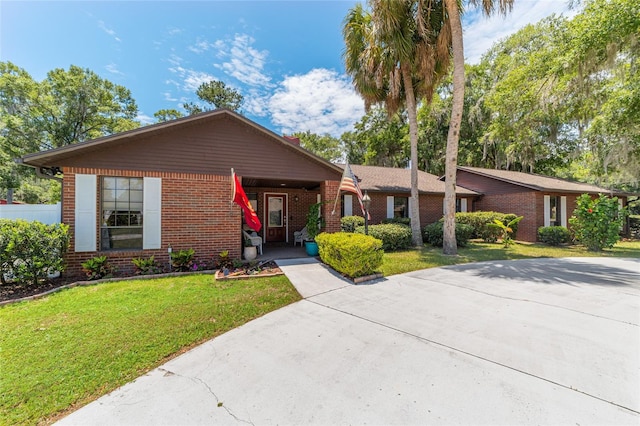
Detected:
left=215, top=260, right=283, bottom=281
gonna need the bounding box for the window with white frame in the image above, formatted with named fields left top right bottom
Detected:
left=101, top=177, right=143, bottom=250
left=394, top=197, right=409, bottom=218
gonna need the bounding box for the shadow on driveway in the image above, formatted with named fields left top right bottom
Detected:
left=440, top=257, right=640, bottom=288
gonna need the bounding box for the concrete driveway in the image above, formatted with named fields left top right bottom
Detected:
left=58, top=257, right=639, bottom=425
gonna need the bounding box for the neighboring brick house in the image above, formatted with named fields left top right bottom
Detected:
left=341, top=164, right=479, bottom=226
left=20, top=109, right=344, bottom=276
left=455, top=166, right=631, bottom=242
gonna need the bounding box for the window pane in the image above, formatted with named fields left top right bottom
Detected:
left=103, top=189, right=116, bottom=202
left=116, top=177, right=130, bottom=190
left=129, top=179, right=143, bottom=190
left=130, top=190, right=143, bottom=203
left=394, top=197, right=408, bottom=218
left=103, top=177, right=117, bottom=190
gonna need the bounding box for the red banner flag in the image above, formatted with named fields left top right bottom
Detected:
left=232, top=171, right=261, bottom=232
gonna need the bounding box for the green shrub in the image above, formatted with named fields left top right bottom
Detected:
left=423, top=221, right=473, bottom=247
left=81, top=255, right=116, bottom=280
left=454, top=211, right=517, bottom=242
left=316, top=232, right=383, bottom=278
left=0, top=219, right=70, bottom=286
left=569, top=194, right=627, bottom=251
left=537, top=226, right=572, bottom=246
left=341, top=215, right=365, bottom=232
left=354, top=223, right=412, bottom=251
left=503, top=213, right=520, bottom=239
left=488, top=216, right=523, bottom=247
left=170, top=248, right=195, bottom=272
left=381, top=217, right=411, bottom=226
left=131, top=256, right=163, bottom=275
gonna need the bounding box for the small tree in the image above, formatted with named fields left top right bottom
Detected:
left=569, top=194, right=627, bottom=251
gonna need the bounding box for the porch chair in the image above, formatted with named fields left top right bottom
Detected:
left=294, top=226, right=308, bottom=247
left=242, top=230, right=263, bottom=255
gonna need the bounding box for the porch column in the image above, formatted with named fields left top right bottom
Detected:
left=322, top=180, right=341, bottom=233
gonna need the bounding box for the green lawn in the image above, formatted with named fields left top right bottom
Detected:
left=0, top=274, right=300, bottom=426
left=381, top=239, right=640, bottom=276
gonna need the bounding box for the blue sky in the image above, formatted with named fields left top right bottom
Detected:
left=1, top=1, right=576, bottom=137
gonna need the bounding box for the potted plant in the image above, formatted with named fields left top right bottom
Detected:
left=304, top=202, right=324, bottom=256
left=243, top=237, right=257, bottom=261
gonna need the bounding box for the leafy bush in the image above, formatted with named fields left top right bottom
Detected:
left=0, top=219, right=70, bottom=286
left=569, top=194, right=627, bottom=251
left=488, top=216, right=523, bottom=247
left=354, top=223, right=412, bottom=251
left=454, top=211, right=518, bottom=242
left=170, top=248, right=195, bottom=272
left=316, top=232, right=383, bottom=278
left=381, top=217, right=411, bottom=226
left=81, top=256, right=116, bottom=280
left=341, top=215, right=365, bottom=232
left=423, top=221, right=473, bottom=247
left=537, top=226, right=572, bottom=246
left=131, top=256, right=163, bottom=275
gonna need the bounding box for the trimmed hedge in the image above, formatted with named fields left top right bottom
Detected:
left=537, top=226, right=572, bottom=246
left=341, top=215, right=365, bottom=232
left=423, top=221, right=473, bottom=247
left=381, top=217, right=411, bottom=226
left=354, top=223, right=412, bottom=251
left=316, top=232, right=383, bottom=278
left=454, top=211, right=520, bottom=242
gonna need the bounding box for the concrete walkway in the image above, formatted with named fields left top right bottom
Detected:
left=57, top=257, right=640, bottom=425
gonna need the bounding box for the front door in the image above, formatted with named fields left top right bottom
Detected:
left=265, top=194, right=287, bottom=242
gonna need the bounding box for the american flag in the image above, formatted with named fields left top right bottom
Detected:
left=338, top=161, right=368, bottom=217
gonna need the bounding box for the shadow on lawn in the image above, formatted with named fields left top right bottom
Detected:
left=441, top=258, right=640, bottom=288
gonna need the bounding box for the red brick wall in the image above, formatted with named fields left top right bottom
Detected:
left=62, top=167, right=241, bottom=277
left=322, top=180, right=342, bottom=233
left=343, top=192, right=447, bottom=228
left=474, top=191, right=539, bottom=242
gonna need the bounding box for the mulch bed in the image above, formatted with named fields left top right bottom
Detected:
left=1, top=261, right=284, bottom=304
left=0, top=276, right=79, bottom=303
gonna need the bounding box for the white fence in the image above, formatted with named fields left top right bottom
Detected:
left=0, top=202, right=62, bottom=224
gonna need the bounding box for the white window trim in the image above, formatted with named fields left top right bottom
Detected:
left=343, top=194, right=353, bottom=216
left=560, top=196, right=567, bottom=227
left=387, top=196, right=394, bottom=219
left=544, top=195, right=551, bottom=227
left=143, top=177, right=162, bottom=249
left=75, top=174, right=97, bottom=252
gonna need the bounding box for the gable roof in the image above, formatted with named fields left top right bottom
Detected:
left=457, top=166, right=623, bottom=195
left=343, top=164, right=478, bottom=196
left=20, top=109, right=344, bottom=177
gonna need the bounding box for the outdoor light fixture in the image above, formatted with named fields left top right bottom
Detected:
left=362, top=191, right=371, bottom=235
left=294, top=195, right=299, bottom=202
left=167, top=244, right=172, bottom=271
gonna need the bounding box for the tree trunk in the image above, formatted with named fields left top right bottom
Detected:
left=402, top=66, right=423, bottom=247
left=443, top=0, right=465, bottom=255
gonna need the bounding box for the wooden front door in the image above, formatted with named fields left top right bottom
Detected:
left=265, top=194, right=287, bottom=242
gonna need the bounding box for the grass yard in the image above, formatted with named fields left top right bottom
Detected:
left=0, top=274, right=300, bottom=426
left=381, top=240, right=640, bottom=276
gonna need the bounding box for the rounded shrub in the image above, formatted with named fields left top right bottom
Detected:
left=423, top=221, right=473, bottom=247
left=316, top=232, right=383, bottom=278
left=341, top=215, right=365, bottom=233
left=354, top=223, right=412, bottom=251
left=381, top=217, right=411, bottom=226
left=537, top=226, right=572, bottom=246
left=569, top=194, right=627, bottom=251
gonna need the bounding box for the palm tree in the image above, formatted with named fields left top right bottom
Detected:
left=343, top=0, right=451, bottom=246
left=442, top=0, right=514, bottom=255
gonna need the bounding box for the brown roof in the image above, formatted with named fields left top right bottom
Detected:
left=342, top=164, right=478, bottom=196
left=457, top=166, right=622, bottom=195
left=20, top=109, right=343, bottom=177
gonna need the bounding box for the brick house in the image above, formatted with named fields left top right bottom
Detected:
left=341, top=164, right=479, bottom=225
left=455, top=166, right=631, bottom=242
left=20, top=109, right=343, bottom=276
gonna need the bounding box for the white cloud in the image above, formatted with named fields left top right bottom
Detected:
left=214, top=34, right=272, bottom=87
left=167, top=54, right=216, bottom=92
left=105, top=63, right=123, bottom=75
left=463, top=0, right=579, bottom=63
left=267, top=68, right=364, bottom=137
left=136, top=113, right=154, bottom=125
left=98, top=20, right=121, bottom=42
